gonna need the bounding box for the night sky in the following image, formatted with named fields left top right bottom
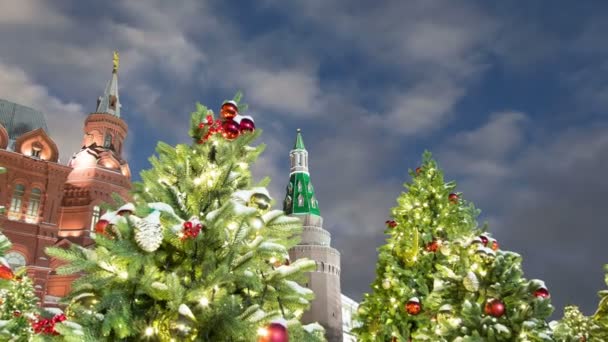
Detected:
left=1, top=0, right=607, bottom=318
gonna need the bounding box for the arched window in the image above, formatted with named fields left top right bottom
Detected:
left=9, top=184, right=25, bottom=220
left=298, top=194, right=304, bottom=206
left=104, top=133, right=112, bottom=148
left=90, top=205, right=101, bottom=234
left=31, top=142, right=42, bottom=158
left=311, top=196, right=316, bottom=208
left=5, top=251, right=26, bottom=269
left=25, top=188, right=42, bottom=223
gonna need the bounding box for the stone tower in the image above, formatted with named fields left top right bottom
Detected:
left=57, top=51, right=131, bottom=244
left=284, top=129, right=343, bottom=342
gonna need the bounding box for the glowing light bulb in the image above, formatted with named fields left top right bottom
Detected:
left=228, top=222, right=238, bottom=230
left=119, top=271, right=128, bottom=280
left=145, top=327, right=154, bottom=336
left=257, top=327, right=269, bottom=337
left=269, top=257, right=277, bottom=264
left=199, top=297, right=209, bottom=306
left=193, top=177, right=203, bottom=185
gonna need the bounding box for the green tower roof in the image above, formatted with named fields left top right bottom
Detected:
left=0, top=99, right=49, bottom=139
left=284, top=129, right=320, bottom=216
left=293, top=128, right=306, bottom=150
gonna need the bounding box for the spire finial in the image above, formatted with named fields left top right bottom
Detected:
left=294, top=129, right=306, bottom=150
left=112, top=50, right=120, bottom=73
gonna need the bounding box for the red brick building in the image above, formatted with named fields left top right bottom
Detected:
left=0, top=56, right=131, bottom=305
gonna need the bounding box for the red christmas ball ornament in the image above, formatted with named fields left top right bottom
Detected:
left=405, top=298, right=422, bottom=315
left=183, top=221, right=193, bottom=230
left=239, top=117, right=256, bottom=133
left=534, top=287, right=550, bottom=299
left=222, top=119, right=240, bottom=140
left=0, top=264, right=14, bottom=280
left=385, top=220, right=398, bottom=228
left=198, top=122, right=205, bottom=129
left=415, top=167, right=422, bottom=174
left=490, top=240, right=499, bottom=251
left=484, top=298, right=505, bottom=317
left=221, top=101, right=239, bottom=120
left=95, top=219, right=110, bottom=234
left=448, top=193, right=459, bottom=204
left=426, top=239, right=440, bottom=252
left=259, top=321, right=289, bottom=342
left=479, top=235, right=489, bottom=246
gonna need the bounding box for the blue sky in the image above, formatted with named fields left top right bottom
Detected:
left=1, top=0, right=607, bottom=317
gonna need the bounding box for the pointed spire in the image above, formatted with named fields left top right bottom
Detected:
left=96, top=51, right=121, bottom=117
left=284, top=129, right=320, bottom=216
left=293, top=128, right=306, bottom=150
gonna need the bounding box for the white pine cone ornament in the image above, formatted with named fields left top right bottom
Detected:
left=134, top=211, right=163, bottom=252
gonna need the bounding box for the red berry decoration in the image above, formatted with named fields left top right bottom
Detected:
left=426, top=239, right=440, bottom=252
left=198, top=122, right=205, bottom=129
left=534, top=287, right=550, bottom=299
left=182, top=221, right=203, bottom=240
left=222, top=120, right=240, bottom=140
left=448, top=193, right=459, bottom=204
left=490, top=240, right=499, bottom=251
left=415, top=167, right=422, bottom=174
left=239, top=117, right=256, bottom=133
left=95, top=219, right=110, bottom=234
left=484, top=298, right=505, bottom=317
left=385, top=220, right=398, bottom=228
left=405, top=298, right=421, bottom=315
left=0, top=264, right=14, bottom=280
left=479, top=235, right=489, bottom=246
left=221, top=101, right=238, bottom=119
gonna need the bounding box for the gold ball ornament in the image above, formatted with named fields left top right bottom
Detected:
left=220, top=101, right=238, bottom=119
left=249, top=192, right=271, bottom=211
left=382, top=279, right=391, bottom=289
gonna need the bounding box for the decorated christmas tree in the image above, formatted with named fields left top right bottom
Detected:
left=0, top=236, right=39, bottom=339
left=47, top=94, right=325, bottom=341
left=353, top=152, right=554, bottom=341
left=0, top=184, right=39, bottom=339
left=552, top=264, right=608, bottom=341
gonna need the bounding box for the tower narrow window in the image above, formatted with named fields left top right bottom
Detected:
left=104, top=133, right=112, bottom=148
left=90, top=205, right=101, bottom=234
left=311, top=196, right=316, bottom=208
left=8, top=184, right=25, bottom=220
left=31, top=143, right=42, bottom=158
left=298, top=194, right=304, bottom=206
left=25, top=188, right=42, bottom=223
left=109, top=95, right=117, bottom=110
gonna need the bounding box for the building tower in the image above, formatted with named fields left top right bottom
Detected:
left=284, top=129, right=343, bottom=342
left=57, top=51, right=131, bottom=244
